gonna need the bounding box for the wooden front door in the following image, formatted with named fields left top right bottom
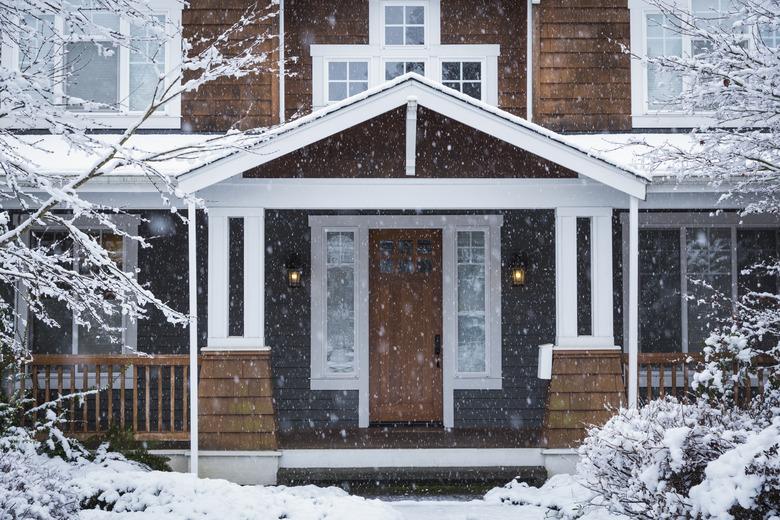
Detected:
left=369, top=229, right=443, bottom=424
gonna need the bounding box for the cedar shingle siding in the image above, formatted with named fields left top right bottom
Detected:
left=534, top=0, right=631, bottom=131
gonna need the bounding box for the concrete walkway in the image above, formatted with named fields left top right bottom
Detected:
left=388, top=500, right=546, bottom=520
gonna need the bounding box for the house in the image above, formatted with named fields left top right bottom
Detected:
left=8, top=0, right=779, bottom=486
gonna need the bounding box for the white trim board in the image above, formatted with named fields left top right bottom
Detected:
left=308, top=214, right=503, bottom=429
left=177, top=74, right=648, bottom=199
left=279, top=448, right=544, bottom=469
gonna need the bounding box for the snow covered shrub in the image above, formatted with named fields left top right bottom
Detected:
left=0, top=427, right=79, bottom=520
left=578, top=397, right=780, bottom=519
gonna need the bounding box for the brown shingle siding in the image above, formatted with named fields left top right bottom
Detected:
left=534, top=0, right=631, bottom=132
left=181, top=0, right=279, bottom=132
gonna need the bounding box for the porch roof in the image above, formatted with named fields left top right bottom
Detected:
left=176, top=73, right=650, bottom=199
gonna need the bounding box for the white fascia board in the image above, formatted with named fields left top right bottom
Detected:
left=200, top=178, right=628, bottom=209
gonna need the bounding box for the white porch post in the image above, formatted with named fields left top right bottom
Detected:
left=627, top=196, right=639, bottom=407
left=187, top=202, right=199, bottom=475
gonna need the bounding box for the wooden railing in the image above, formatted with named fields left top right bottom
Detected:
left=19, top=355, right=194, bottom=442
left=624, top=352, right=773, bottom=406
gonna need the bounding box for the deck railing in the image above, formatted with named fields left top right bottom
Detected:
left=625, top=352, right=773, bottom=406
left=19, top=355, right=194, bottom=441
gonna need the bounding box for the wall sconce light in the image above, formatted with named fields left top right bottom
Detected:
left=510, top=253, right=528, bottom=287
left=286, top=255, right=303, bottom=288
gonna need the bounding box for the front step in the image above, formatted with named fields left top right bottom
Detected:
left=277, top=466, right=547, bottom=495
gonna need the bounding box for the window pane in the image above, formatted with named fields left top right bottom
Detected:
left=385, top=61, right=406, bottom=80
left=349, top=82, right=368, bottom=96
left=326, top=232, right=356, bottom=373
left=30, top=231, right=73, bottom=354
left=462, top=82, right=481, bottom=100
left=328, top=61, right=347, bottom=81
left=349, top=61, right=368, bottom=81
left=385, top=26, right=404, bottom=45
left=639, top=229, right=682, bottom=353
left=463, top=62, right=481, bottom=81
left=385, top=6, right=404, bottom=24
left=686, top=227, right=732, bottom=352
left=737, top=229, right=779, bottom=296
left=66, top=41, right=120, bottom=110
left=407, top=61, right=425, bottom=75
left=645, top=13, right=683, bottom=110
left=406, top=6, right=424, bottom=24
left=405, top=26, right=424, bottom=45
left=129, top=18, right=166, bottom=111
left=442, top=62, right=460, bottom=81
left=328, top=82, right=347, bottom=101
left=457, top=231, right=486, bottom=373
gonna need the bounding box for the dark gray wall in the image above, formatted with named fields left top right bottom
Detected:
left=265, top=210, right=556, bottom=432
left=265, top=210, right=359, bottom=431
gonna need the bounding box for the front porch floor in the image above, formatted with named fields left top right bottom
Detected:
left=278, top=427, right=542, bottom=450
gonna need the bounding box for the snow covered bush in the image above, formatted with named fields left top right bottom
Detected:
left=578, top=397, right=780, bottom=519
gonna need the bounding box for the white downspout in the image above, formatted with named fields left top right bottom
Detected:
left=526, top=0, right=533, bottom=121
left=627, top=196, right=639, bottom=407
left=187, top=202, right=199, bottom=475
left=278, top=0, right=285, bottom=124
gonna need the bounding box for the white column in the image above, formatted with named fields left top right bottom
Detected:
left=243, top=213, right=265, bottom=347
left=187, top=202, right=199, bottom=475
left=628, top=196, right=639, bottom=407
left=207, top=215, right=229, bottom=343
left=555, top=212, right=578, bottom=343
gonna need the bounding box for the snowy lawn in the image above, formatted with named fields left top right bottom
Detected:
left=11, top=443, right=623, bottom=520
left=69, top=458, right=622, bottom=520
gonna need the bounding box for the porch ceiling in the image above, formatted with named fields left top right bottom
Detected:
left=177, top=74, right=649, bottom=199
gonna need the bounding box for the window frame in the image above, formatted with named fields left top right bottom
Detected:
left=0, top=0, right=182, bottom=129
left=15, top=214, right=140, bottom=357
left=381, top=0, right=429, bottom=48
left=620, top=212, right=780, bottom=354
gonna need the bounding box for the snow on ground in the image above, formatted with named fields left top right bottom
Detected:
left=15, top=438, right=623, bottom=520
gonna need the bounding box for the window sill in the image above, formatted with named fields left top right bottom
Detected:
left=631, top=113, right=737, bottom=129
left=2, top=115, right=181, bottom=131
left=452, top=376, right=502, bottom=390
left=310, top=377, right=360, bottom=391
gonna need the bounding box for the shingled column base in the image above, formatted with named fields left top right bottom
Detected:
left=542, top=349, right=626, bottom=449
left=198, top=350, right=277, bottom=451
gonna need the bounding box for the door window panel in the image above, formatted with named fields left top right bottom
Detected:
left=326, top=231, right=356, bottom=373
left=457, top=231, right=486, bottom=373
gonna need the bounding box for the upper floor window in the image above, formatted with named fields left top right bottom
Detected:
left=383, top=3, right=426, bottom=46
left=630, top=0, right=777, bottom=128
left=310, top=0, right=500, bottom=108
left=1, top=0, right=182, bottom=128
left=442, top=61, right=483, bottom=100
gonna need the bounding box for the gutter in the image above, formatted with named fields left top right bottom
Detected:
left=527, top=0, right=533, bottom=121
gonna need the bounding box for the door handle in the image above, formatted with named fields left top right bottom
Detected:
left=434, top=334, right=442, bottom=368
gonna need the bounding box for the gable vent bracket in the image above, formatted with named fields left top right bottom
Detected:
left=405, top=96, right=418, bottom=176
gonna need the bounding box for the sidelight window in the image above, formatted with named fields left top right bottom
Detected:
left=456, top=231, right=487, bottom=373
left=325, top=231, right=357, bottom=374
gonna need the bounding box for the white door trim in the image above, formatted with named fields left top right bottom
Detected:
left=309, top=214, right=504, bottom=428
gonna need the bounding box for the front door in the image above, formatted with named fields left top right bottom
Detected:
left=369, top=229, right=443, bottom=424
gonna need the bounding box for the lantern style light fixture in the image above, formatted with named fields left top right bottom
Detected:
left=286, top=255, right=304, bottom=288
left=510, top=253, right=528, bottom=287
